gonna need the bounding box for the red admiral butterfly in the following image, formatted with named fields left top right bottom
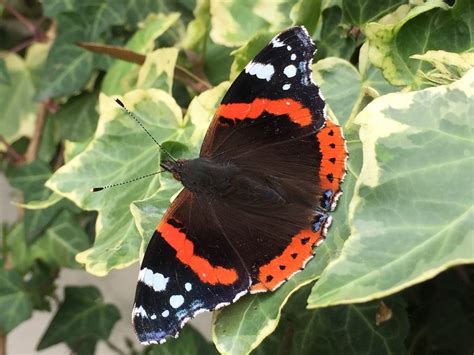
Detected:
left=132, top=26, right=347, bottom=345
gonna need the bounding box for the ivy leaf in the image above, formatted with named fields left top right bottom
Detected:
left=410, top=50, right=474, bottom=87
left=182, top=0, right=211, bottom=50
left=289, top=0, right=322, bottom=34
left=255, top=286, right=409, bottom=354
left=315, top=6, right=358, bottom=61
left=365, top=0, right=473, bottom=88
left=0, top=58, right=11, bottom=84
left=37, top=286, right=120, bottom=352
left=101, top=13, right=180, bottom=95
left=342, top=0, right=408, bottom=26
left=210, top=0, right=314, bottom=47
left=41, top=0, right=98, bottom=17
left=31, top=211, right=91, bottom=269
left=8, top=161, right=66, bottom=243
left=54, top=91, right=99, bottom=142
left=0, top=53, right=36, bottom=147
left=5, top=224, right=32, bottom=274
left=46, top=90, right=185, bottom=275
left=146, top=326, right=218, bottom=355
left=15, top=192, right=63, bottom=210
left=308, top=70, right=474, bottom=309
left=313, top=56, right=397, bottom=123
left=0, top=269, right=33, bottom=333
left=136, top=48, right=179, bottom=93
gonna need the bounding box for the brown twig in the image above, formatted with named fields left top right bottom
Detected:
left=0, top=331, right=6, bottom=355
left=77, top=42, right=213, bottom=93
left=0, top=0, right=35, bottom=33
left=25, top=102, right=48, bottom=162
left=0, top=135, right=25, bottom=164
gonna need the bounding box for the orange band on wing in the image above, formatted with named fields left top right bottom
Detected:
left=158, top=221, right=238, bottom=285
left=217, top=98, right=312, bottom=126
left=250, top=228, right=324, bottom=293
left=316, top=119, right=347, bottom=191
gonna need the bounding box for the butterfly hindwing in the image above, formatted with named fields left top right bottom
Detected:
left=133, top=190, right=250, bottom=344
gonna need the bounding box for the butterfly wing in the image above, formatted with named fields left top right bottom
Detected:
left=133, top=26, right=348, bottom=345
left=133, top=190, right=251, bottom=345
left=198, top=26, right=347, bottom=291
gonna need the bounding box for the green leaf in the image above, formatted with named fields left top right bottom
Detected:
left=46, top=90, right=185, bottom=275
left=204, top=41, right=234, bottom=85
left=365, top=0, right=474, bottom=88
left=289, top=0, right=322, bottom=34
left=342, top=0, right=408, bottom=26
left=308, top=69, right=474, bottom=309
left=210, top=0, right=311, bottom=47
left=0, top=58, right=11, bottom=84
left=37, top=286, right=120, bottom=351
left=209, top=0, right=271, bottom=47
left=101, top=12, right=180, bottom=95
left=404, top=268, right=474, bottom=354
left=31, top=211, right=91, bottom=268
left=37, top=13, right=95, bottom=100
left=315, top=6, right=358, bottom=61
left=14, top=192, right=63, bottom=210
left=0, top=53, right=36, bottom=147
left=183, top=0, right=211, bottom=50
left=136, top=48, right=179, bottom=93
left=5, top=224, right=32, bottom=274
left=41, top=0, right=98, bottom=17
left=54, top=91, right=99, bottom=142
left=146, top=326, right=218, bottom=355
left=313, top=58, right=361, bottom=123
left=0, top=269, right=33, bottom=333
left=8, top=161, right=66, bottom=243
left=259, top=286, right=408, bottom=354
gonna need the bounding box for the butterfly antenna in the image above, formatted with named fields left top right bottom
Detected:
left=91, top=170, right=164, bottom=192
left=115, top=98, right=177, bottom=162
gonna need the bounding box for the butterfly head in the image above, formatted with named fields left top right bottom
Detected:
left=160, top=160, right=185, bottom=182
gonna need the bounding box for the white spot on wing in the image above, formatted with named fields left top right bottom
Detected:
left=150, top=313, right=157, bottom=320
left=138, top=268, right=169, bottom=292
left=272, top=37, right=285, bottom=47
left=291, top=53, right=296, bottom=60
left=282, top=84, right=291, bottom=90
left=162, top=310, right=170, bottom=317
left=170, top=295, right=185, bottom=309
left=132, top=305, right=148, bottom=318
left=284, top=65, right=297, bottom=78
left=185, top=282, right=192, bottom=292
left=245, top=61, right=275, bottom=81
left=287, top=45, right=292, bottom=51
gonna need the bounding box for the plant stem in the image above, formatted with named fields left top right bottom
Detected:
left=0, top=135, right=25, bottom=163
left=25, top=102, right=48, bottom=162
left=0, top=331, right=6, bottom=355
left=0, top=0, right=36, bottom=33
left=104, top=340, right=126, bottom=355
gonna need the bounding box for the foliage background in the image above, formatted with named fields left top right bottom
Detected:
left=0, top=0, right=473, bottom=354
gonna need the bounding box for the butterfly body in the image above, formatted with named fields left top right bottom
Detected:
left=132, top=26, right=348, bottom=345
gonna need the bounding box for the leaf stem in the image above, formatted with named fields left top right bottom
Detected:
left=0, top=331, right=6, bottom=355
left=104, top=340, right=126, bottom=355
left=25, top=102, right=48, bottom=162
left=0, top=135, right=25, bottom=164
left=175, top=64, right=212, bottom=90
